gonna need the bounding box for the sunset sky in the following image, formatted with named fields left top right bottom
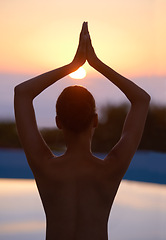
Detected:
left=0, top=0, right=166, bottom=126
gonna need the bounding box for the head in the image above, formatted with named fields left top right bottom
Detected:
left=56, top=86, right=98, bottom=134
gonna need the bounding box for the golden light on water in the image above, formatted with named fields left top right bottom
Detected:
left=69, top=67, right=86, bottom=79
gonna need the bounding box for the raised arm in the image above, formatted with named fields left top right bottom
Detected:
left=14, top=22, right=87, bottom=171
left=86, top=23, right=151, bottom=179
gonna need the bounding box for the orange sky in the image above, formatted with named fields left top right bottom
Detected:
left=1, top=0, right=166, bottom=77
left=0, top=0, right=166, bottom=126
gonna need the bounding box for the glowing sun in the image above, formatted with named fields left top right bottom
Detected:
left=69, top=67, right=86, bottom=79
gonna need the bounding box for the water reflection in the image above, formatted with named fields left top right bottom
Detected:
left=0, top=179, right=166, bottom=240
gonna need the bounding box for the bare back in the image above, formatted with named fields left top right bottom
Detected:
left=35, top=154, right=120, bottom=240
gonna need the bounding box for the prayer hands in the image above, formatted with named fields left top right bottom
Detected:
left=72, top=22, right=87, bottom=69
left=72, top=22, right=98, bottom=69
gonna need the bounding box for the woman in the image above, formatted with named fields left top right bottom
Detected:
left=14, top=22, right=150, bottom=240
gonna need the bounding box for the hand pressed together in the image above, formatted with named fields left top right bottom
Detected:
left=72, top=22, right=98, bottom=69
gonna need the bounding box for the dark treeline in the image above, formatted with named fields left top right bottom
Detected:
left=92, top=104, right=166, bottom=152
left=0, top=105, right=166, bottom=152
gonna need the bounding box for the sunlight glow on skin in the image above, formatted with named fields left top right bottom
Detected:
left=69, top=67, right=86, bottom=79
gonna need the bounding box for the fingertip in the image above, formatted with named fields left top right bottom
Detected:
left=82, top=21, right=86, bottom=29
left=80, top=22, right=85, bottom=34
left=84, top=22, right=88, bottom=33
left=86, top=22, right=89, bottom=31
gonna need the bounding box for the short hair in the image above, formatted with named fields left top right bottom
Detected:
left=56, top=86, right=96, bottom=133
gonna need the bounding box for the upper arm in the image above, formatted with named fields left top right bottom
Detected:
left=105, top=98, right=150, bottom=179
left=14, top=86, right=54, bottom=170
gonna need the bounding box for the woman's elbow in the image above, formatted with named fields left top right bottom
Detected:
left=132, top=91, right=151, bottom=109
left=14, top=84, right=26, bottom=97
left=139, top=90, right=151, bottom=105
left=144, top=92, right=151, bottom=105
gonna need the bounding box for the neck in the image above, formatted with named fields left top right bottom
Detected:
left=63, top=129, right=93, bottom=158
